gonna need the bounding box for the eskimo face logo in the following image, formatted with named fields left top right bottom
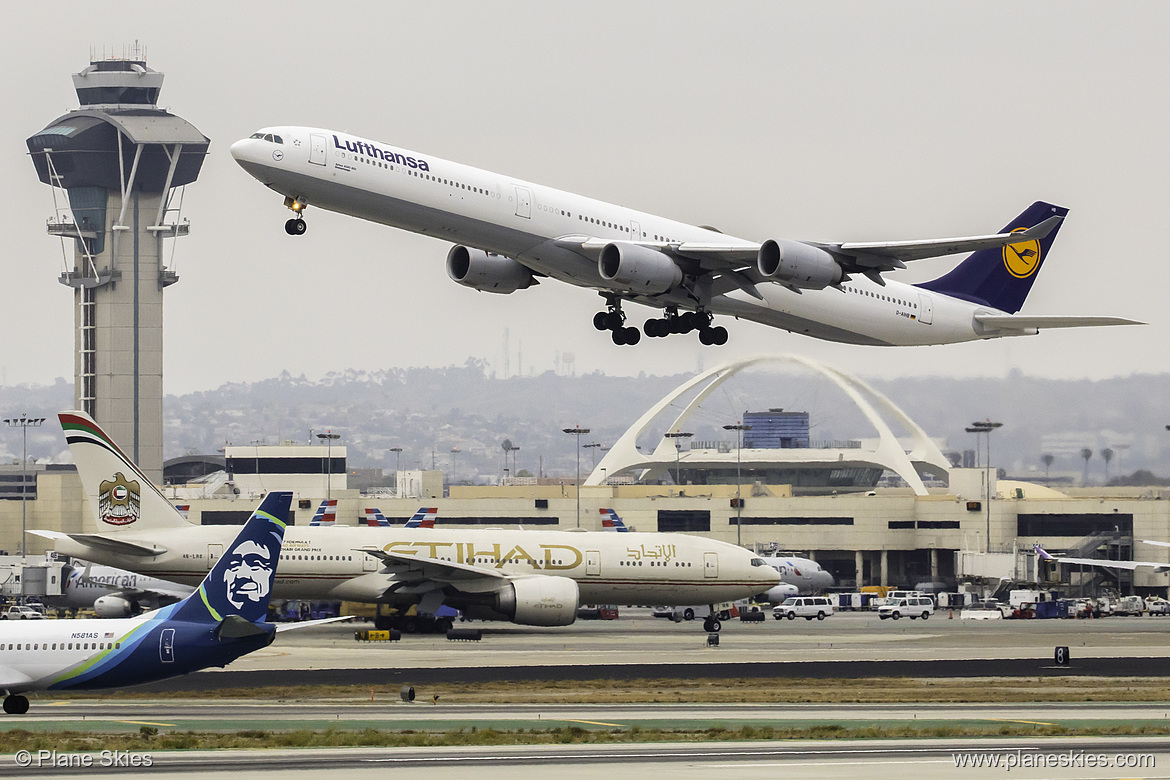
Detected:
left=223, top=541, right=274, bottom=610
left=1003, top=228, right=1042, bottom=279
left=97, top=472, right=141, bottom=526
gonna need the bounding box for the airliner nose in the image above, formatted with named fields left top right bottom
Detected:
left=229, top=138, right=251, bottom=162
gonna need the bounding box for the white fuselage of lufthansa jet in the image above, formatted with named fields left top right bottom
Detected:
left=230, top=128, right=1042, bottom=347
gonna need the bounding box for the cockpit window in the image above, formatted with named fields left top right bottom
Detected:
left=272, top=135, right=283, bottom=144
left=750, top=557, right=767, bottom=567
left=249, top=132, right=264, bottom=140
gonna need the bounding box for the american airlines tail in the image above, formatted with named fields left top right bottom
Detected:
left=916, top=202, right=1067, bottom=313
left=600, top=508, right=630, bottom=532
left=403, top=507, right=437, bottom=528
left=59, top=411, right=192, bottom=533
left=309, top=500, right=338, bottom=526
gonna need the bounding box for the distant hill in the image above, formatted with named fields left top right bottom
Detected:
left=1, top=366, right=1166, bottom=486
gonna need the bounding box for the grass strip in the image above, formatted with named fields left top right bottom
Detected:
left=5, top=722, right=1170, bottom=753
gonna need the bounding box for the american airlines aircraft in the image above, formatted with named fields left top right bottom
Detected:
left=43, top=561, right=193, bottom=617
left=761, top=555, right=835, bottom=601
left=35, top=413, right=779, bottom=633
left=230, top=128, right=1138, bottom=347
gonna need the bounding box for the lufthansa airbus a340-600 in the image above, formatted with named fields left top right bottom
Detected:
left=230, top=128, right=1138, bottom=347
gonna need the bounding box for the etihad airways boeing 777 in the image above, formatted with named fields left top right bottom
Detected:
left=35, top=413, right=779, bottom=634
left=230, top=128, right=1138, bottom=347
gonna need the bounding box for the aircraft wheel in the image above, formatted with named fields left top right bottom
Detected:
left=3, top=695, right=28, bottom=715
left=593, top=312, right=609, bottom=331
left=683, top=608, right=694, bottom=621
left=437, top=617, right=454, bottom=632
left=284, top=219, right=298, bottom=235
left=611, top=328, right=627, bottom=346
left=603, top=311, right=624, bottom=330
left=401, top=617, right=419, bottom=634
left=709, top=619, right=721, bottom=633
left=293, top=218, right=307, bottom=235
left=711, top=326, right=729, bottom=345
left=698, top=328, right=713, bottom=345
left=623, top=327, right=641, bottom=345
left=702, top=617, right=713, bottom=632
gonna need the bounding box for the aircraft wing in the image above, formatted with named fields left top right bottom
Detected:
left=830, top=215, right=1064, bottom=267
left=357, top=548, right=506, bottom=582
left=1044, top=554, right=1170, bottom=573
left=555, top=217, right=1061, bottom=278
left=975, top=314, right=1144, bottom=332
left=1144, top=540, right=1170, bottom=548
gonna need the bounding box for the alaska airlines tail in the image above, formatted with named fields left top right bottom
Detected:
left=170, top=491, right=291, bottom=625
left=59, top=411, right=191, bottom=532
left=404, top=507, right=437, bottom=528
left=916, top=202, right=1067, bottom=313
left=308, top=500, right=338, bottom=526
left=600, top=508, right=630, bottom=532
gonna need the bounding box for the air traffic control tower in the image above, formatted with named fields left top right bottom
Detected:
left=26, top=57, right=209, bottom=483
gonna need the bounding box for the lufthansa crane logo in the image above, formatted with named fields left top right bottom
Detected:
left=1003, top=228, right=1042, bottom=279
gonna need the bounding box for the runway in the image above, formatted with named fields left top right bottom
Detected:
left=116, top=609, right=1170, bottom=691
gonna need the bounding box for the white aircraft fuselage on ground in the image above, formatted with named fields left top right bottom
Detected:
left=230, top=128, right=1137, bottom=348
left=37, top=412, right=780, bottom=629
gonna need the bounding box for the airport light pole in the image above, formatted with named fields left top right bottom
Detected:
left=583, top=442, right=602, bottom=471
left=316, top=431, right=340, bottom=502
left=6, top=415, right=44, bottom=560
left=450, top=448, right=461, bottom=488
left=506, top=444, right=520, bottom=482
left=664, top=431, right=694, bottom=487
left=968, top=421, right=1002, bottom=553
left=563, top=427, right=590, bottom=528
left=389, top=446, right=403, bottom=497
left=724, top=422, right=752, bottom=547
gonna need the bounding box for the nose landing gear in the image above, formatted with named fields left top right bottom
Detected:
left=283, top=196, right=308, bottom=236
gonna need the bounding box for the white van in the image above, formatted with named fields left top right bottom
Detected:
left=773, top=596, right=835, bottom=621
left=877, top=596, right=935, bottom=620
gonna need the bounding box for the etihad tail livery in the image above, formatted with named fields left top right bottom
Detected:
left=308, top=500, right=337, bottom=526
left=230, top=129, right=1139, bottom=347
left=600, top=508, right=630, bottom=532
left=0, top=492, right=338, bottom=714
left=364, top=507, right=435, bottom=528
left=37, top=413, right=779, bottom=634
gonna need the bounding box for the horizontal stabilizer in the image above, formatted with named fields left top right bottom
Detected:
left=275, top=615, right=355, bottom=633
left=975, top=314, right=1144, bottom=331
left=30, top=531, right=167, bottom=557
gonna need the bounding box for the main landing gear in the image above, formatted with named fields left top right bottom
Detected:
left=283, top=196, right=308, bottom=236
left=643, top=309, right=729, bottom=345
left=702, top=616, right=723, bottom=633
left=3, top=695, right=28, bottom=715
left=593, top=298, right=641, bottom=346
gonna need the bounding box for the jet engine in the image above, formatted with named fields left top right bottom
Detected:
left=763, top=582, right=799, bottom=605
left=495, top=576, right=579, bottom=626
left=757, top=239, right=843, bottom=290
left=93, top=595, right=140, bottom=618
left=598, top=243, right=682, bottom=294
left=446, top=246, right=536, bottom=294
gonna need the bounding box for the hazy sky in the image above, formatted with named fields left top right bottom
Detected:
left=1, top=3, right=1165, bottom=393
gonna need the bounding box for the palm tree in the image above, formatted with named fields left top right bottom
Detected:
left=1080, top=447, right=1093, bottom=486
left=1101, top=447, right=1114, bottom=483
left=1041, top=453, right=1054, bottom=480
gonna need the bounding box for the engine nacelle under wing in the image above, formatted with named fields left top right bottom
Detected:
left=446, top=246, right=536, bottom=294
left=598, top=243, right=683, bottom=295
left=93, top=595, right=139, bottom=618
left=757, top=239, right=843, bottom=290
left=495, top=576, right=579, bottom=626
